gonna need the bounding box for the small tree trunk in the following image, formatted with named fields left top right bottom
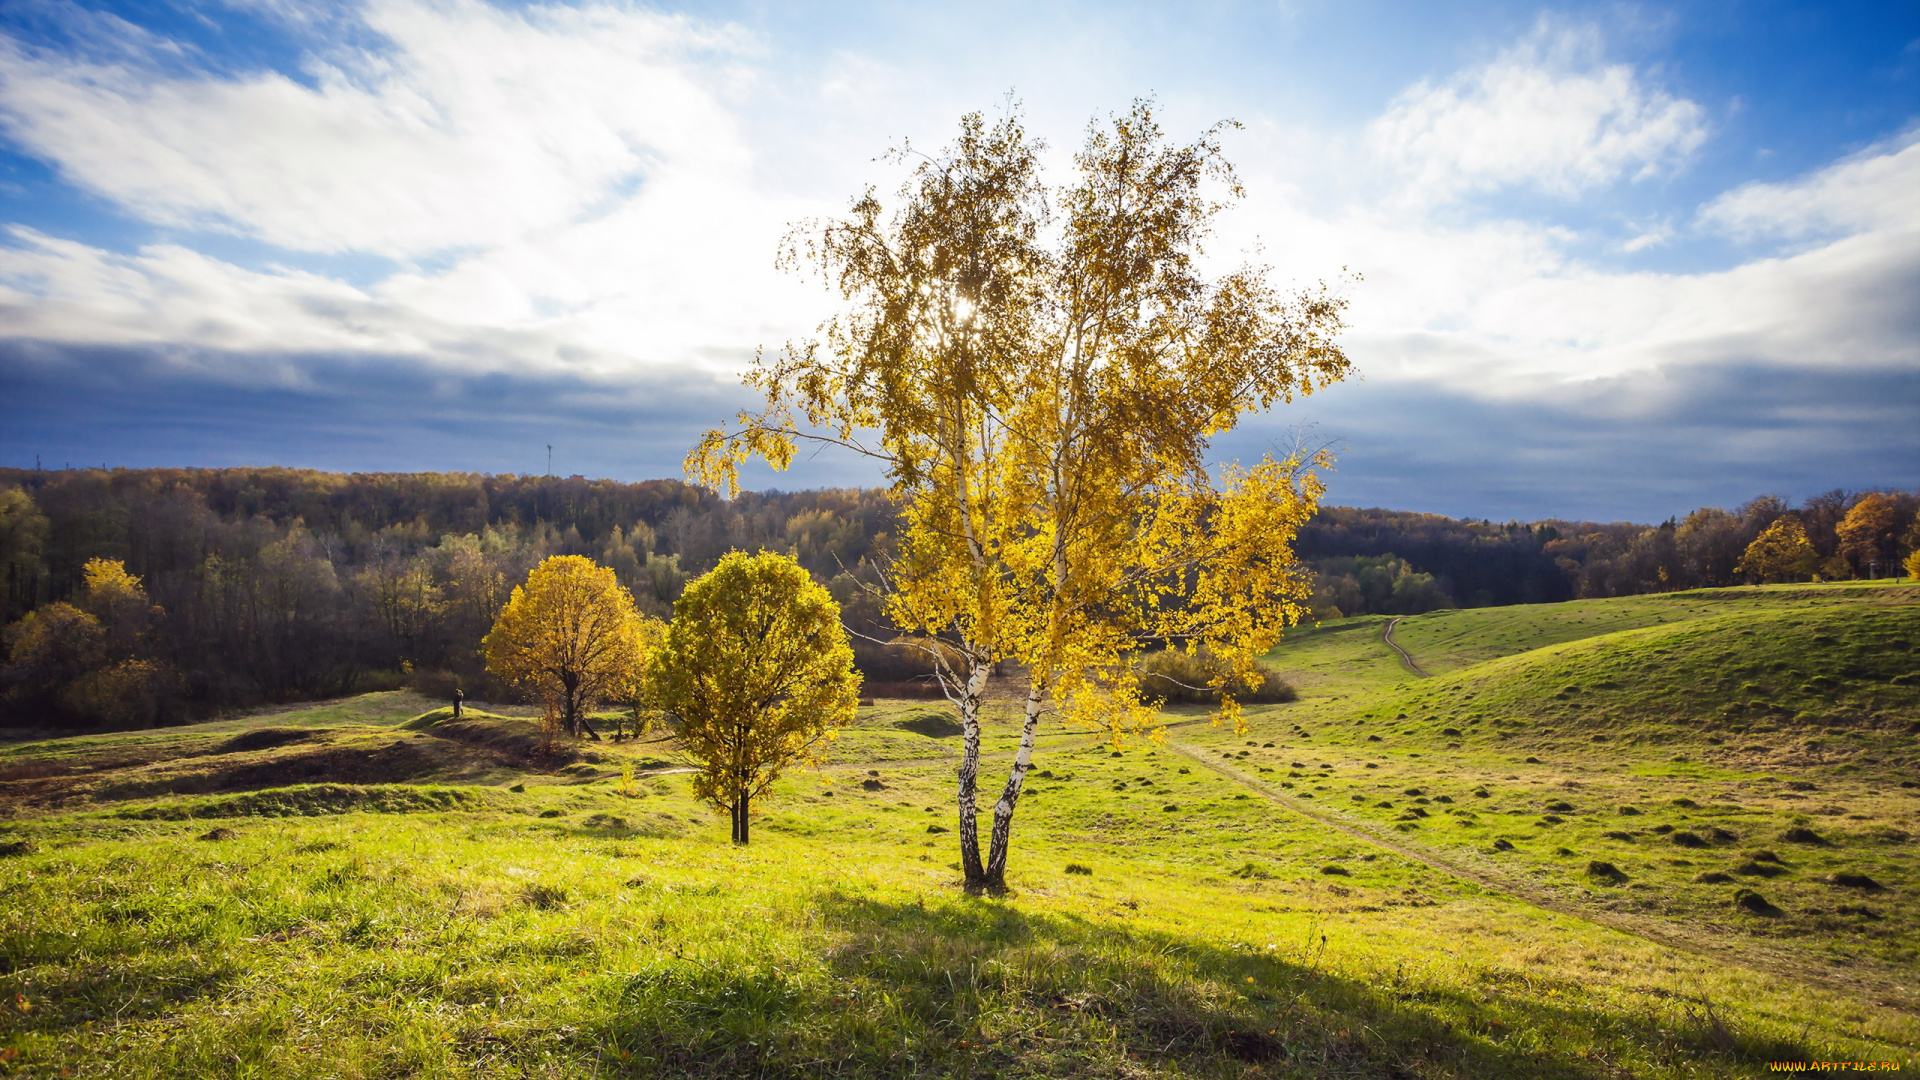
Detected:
left=563, top=685, right=580, bottom=739
left=736, top=789, right=752, bottom=845
left=984, top=680, right=1044, bottom=892
left=954, top=655, right=990, bottom=890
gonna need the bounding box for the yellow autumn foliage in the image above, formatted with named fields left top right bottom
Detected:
left=482, top=555, right=655, bottom=740
left=690, top=102, right=1351, bottom=890
left=1735, top=518, right=1819, bottom=584
left=646, top=551, right=860, bottom=844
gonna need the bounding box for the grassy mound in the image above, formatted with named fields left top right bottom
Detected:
left=109, top=782, right=494, bottom=819
left=1389, top=585, right=1920, bottom=680
left=404, top=707, right=583, bottom=765
left=891, top=709, right=963, bottom=738
left=1352, top=601, right=1920, bottom=742
left=1187, top=584, right=1920, bottom=978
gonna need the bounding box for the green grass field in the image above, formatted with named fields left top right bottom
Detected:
left=1, top=585, right=1917, bottom=1077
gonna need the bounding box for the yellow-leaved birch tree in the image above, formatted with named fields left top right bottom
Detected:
left=691, top=102, right=1352, bottom=893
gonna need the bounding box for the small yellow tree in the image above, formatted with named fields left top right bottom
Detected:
left=1735, top=518, right=1819, bottom=583
left=605, top=616, right=666, bottom=741
left=76, top=558, right=160, bottom=654
left=1835, top=493, right=1898, bottom=578
left=483, top=555, right=653, bottom=740
left=647, top=551, right=860, bottom=845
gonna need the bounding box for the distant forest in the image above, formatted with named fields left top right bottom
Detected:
left=1, top=466, right=1914, bottom=727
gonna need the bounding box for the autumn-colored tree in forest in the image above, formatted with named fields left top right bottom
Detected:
left=647, top=551, right=859, bottom=845
left=691, top=102, right=1350, bottom=891
left=0, top=486, right=47, bottom=623
left=483, top=555, right=653, bottom=739
left=1735, top=518, right=1819, bottom=583
left=1835, top=493, right=1899, bottom=578
left=3, top=558, right=175, bottom=725
left=66, top=559, right=173, bottom=725
left=3, top=602, right=102, bottom=708
left=76, top=558, right=158, bottom=651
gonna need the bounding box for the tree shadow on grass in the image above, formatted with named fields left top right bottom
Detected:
left=599, top=892, right=1807, bottom=1078
left=0, top=953, right=238, bottom=1045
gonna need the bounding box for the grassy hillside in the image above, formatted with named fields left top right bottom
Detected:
left=1, top=586, right=1917, bottom=1077
left=1194, top=584, right=1920, bottom=976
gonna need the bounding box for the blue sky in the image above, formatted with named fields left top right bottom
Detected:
left=0, top=0, right=1915, bottom=522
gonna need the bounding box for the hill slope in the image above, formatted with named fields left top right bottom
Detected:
left=1195, top=584, right=1920, bottom=981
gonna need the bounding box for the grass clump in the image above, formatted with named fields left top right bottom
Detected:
left=112, top=783, right=488, bottom=819
left=518, top=883, right=572, bottom=910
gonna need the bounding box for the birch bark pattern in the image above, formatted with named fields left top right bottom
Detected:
left=984, top=681, right=1045, bottom=890
left=953, top=660, right=988, bottom=886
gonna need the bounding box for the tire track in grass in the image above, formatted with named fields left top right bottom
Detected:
left=1163, top=737, right=1920, bottom=1014
left=1381, top=616, right=1429, bottom=678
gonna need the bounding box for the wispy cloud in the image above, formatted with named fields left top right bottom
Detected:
left=1699, top=126, right=1920, bottom=243
left=1367, top=22, right=1707, bottom=204
left=0, top=0, right=748, bottom=257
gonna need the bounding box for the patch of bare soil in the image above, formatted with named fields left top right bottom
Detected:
left=0, top=733, right=522, bottom=811
left=215, top=727, right=330, bottom=754
left=417, top=716, right=580, bottom=768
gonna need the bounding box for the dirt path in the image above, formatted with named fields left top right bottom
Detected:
left=1161, top=737, right=1920, bottom=1014
left=1380, top=616, right=1430, bottom=678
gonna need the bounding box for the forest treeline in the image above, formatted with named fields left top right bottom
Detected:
left=1298, top=492, right=1919, bottom=617
left=1, top=466, right=1915, bottom=726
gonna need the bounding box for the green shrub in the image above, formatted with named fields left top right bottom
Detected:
left=1137, top=649, right=1296, bottom=705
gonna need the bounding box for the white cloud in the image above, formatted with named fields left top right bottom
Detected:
left=0, top=0, right=854, bottom=381
left=1699, top=126, right=1920, bottom=242
left=0, top=0, right=751, bottom=258
left=1367, top=24, right=1707, bottom=203
left=1224, top=113, right=1919, bottom=403
left=0, top=224, right=520, bottom=368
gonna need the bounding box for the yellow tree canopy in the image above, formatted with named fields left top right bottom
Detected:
left=79, top=557, right=145, bottom=612
left=78, top=558, right=159, bottom=651
left=2, top=601, right=104, bottom=703
left=647, top=550, right=860, bottom=845
left=482, top=555, right=654, bottom=740
left=1835, top=493, right=1899, bottom=576
left=695, top=104, right=1346, bottom=719
left=1736, top=518, right=1818, bottom=584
